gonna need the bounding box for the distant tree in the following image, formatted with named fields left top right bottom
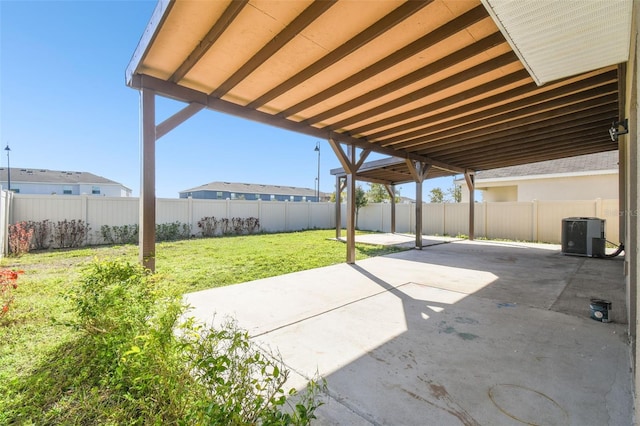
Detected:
left=367, top=183, right=390, bottom=203
left=446, top=183, right=462, bottom=203
left=355, top=185, right=368, bottom=228
left=429, top=188, right=445, bottom=203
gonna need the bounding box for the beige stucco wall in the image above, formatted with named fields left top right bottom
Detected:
left=461, top=173, right=618, bottom=202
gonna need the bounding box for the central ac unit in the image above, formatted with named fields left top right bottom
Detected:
left=561, top=217, right=605, bottom=257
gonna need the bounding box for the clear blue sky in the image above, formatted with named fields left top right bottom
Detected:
left=0, top=0, right=458, bottom=199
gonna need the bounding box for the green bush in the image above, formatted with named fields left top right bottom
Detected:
left=100, top=224, right=139, bottom=245
left=7, top=259, right=324, bottom=424
left=156, top=221, right=191, bottom=242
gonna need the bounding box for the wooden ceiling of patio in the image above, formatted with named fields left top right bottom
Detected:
left=127, top=0, right=622, bottom=178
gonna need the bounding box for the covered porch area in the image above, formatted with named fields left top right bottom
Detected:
left=185, top=239, right=631, bottom=425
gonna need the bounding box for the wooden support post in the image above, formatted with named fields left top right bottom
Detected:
left=335, top=175, right=341, bottom=239
left=465, top=170, right=475, bottom=241
left=329, top=139, right=367, bottom=264
left=345, top=146, right=356, bottom=264
left=415, top=178, right=423, bottom=249
left=406, top=160, right=430, bottom=249
left=139, top=89, right=156, bottom=271
left=385, top=184, right=396, bottom=234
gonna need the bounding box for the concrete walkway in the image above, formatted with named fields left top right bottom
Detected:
left=184, top=238, right=632, bottom=425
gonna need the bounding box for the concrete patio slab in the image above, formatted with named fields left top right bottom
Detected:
left=184, top=239, right=632, bottom=425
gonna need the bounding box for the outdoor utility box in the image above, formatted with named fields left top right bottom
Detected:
left=561, top=217, right=605, bottom=257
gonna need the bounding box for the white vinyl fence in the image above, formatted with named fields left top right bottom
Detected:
left=351, top=198, right=620, bottom=245
left=0, top=193, right=621, bottom=255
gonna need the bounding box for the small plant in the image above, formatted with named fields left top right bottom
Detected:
left=52, top=219, right=90, bottom=248
left=57, top=259, right=325, bottom=424
left=8, top=222, right=34, bottom=256
left=0, top=269, right=23, bottom=319
left=197, top=216, right=219, bottom=237
left=26, top=219, right=53, bottom=250
left=245, top=217, right=260, bottom=234
left=156, top=222, right=191, bottom=242
left=219, top=218, right=231, bottom=235
left=100, top=224, right=139, bottom=245
left=231, top=217, right=245, bottom=234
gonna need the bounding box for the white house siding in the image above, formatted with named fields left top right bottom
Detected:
left=463, top=173, right=618, bottom=202
left=8, top=182, right=129, bottom=197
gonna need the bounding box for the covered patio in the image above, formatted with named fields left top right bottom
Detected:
left=126, top=0, right=639, bottom=421
left=185, top=239, right=631, bottom=424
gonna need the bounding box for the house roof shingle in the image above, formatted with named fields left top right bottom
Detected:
left=474, top=151, right=619, bottom=180
left=180, top=181, right=321, bottom=197
left=0, top=167, right=127, bottom=187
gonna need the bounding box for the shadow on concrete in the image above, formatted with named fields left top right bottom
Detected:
left=185, top=240, right=632, bottom=425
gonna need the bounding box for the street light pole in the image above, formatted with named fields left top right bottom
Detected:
left=314, top=142, right=320, bottom=202
left=4, top=145, right=10, bottom=191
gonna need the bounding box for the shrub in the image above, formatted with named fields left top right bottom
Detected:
left=219, top=218, right=232, bottom=235
left=232, top=217, right=245, bottom=234
left=27, top=219, right=53, bottom=250
left=156, top=222, right=191, bottom=242
left=197, top=216, right=219, bottom=237
left=52, top=219, right=90, bottom=248
left=100, top=224, right=139, bottom=245
left=8, top=222, right=34, bottom=256
left=0, top=269, right=23, bottom=319
left=56, top=259, right=325, bottom=424
left=245, top=217, right=260, bottom=234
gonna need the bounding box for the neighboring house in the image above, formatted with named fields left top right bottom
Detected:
left=456, top=151, right=619, bottom=202
left=0, top=167, right=132, bottom=197
left=179, top=181, right=327, bottom=202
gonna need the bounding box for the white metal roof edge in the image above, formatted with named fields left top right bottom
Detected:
left=125, top=0, right=172, bottom=86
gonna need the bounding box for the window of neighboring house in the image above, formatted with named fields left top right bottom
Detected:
left=270, top=195, right=275, bottom=201
left=11, top=188, right=19, bottom=193
left=63, top=186, right=73, bottom=195
left=92, top=186, right=100, bottom=195
left=302, top=196, right=306, bottom=202
left=230, top=193, right=236, bottom=199
left=255, top=194, right=261, bottom=200
left=289, top=195, right=294, bottom=201
left=216, top=191, right=223, bottom=199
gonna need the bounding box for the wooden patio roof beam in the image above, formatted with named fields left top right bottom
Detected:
left=319, top=51, right=520, bottom=130
left=372, top=79, right=618, bottom=146
left=246, top=0, right=432, bottom=109
left=348, top=69, right=532, bottom=136
left=409, top=101, right=618, bottom=154
left=170, top=0, right=249, bottom=83
left=433, top=118, right=612, bottom=160
left=279, top=4, right=490, bottom=118
left=211, top=0, right=336, bottom=98
left=129, top=74, right=465, bottom=174
left=382, top=88, right=618, bottom=149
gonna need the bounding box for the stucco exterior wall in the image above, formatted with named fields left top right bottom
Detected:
left=461, top=173, right=618, bottom=202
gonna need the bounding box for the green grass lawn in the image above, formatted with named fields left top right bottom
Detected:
left=0, top=229, right=406, bottom=422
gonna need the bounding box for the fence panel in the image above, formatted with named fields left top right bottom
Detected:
left=601, top=199, right=621, bottom=244
left=486, top=202, right=533, bottom=241
left=443, top=203, right=469, bottom=236
left=423, top=203, right=444, bottom=235
left=13, top=195, right=84, bottom=223
left=310, top=202, right=335, bottom=229
left=260, top=202, right=287, bottom=232
left=536, top=200, right=596, bottom=243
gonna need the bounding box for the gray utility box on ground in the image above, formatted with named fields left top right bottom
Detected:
left=561, top=217, right=606, bottom=257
